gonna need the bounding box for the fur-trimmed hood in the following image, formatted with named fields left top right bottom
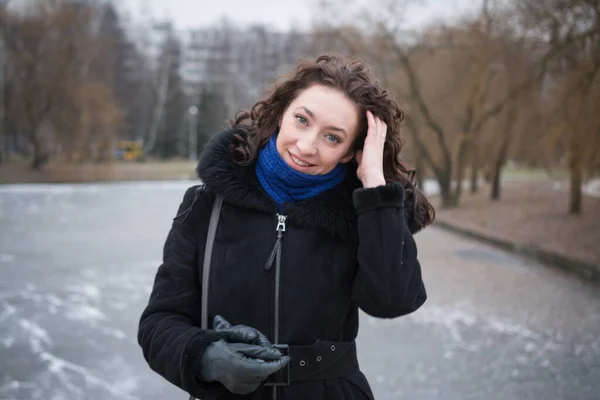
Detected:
left=196, top=125, right=420, bottom=240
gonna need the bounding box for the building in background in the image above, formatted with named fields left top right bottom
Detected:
left=181, top=22, right=313, bottom=113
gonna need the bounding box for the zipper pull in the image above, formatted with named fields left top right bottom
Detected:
left=265, top=214, right=287, bottom=270
left=276, top=214, right=287, bottom=232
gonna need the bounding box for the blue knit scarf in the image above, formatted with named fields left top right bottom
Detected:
left=256, top=134, right=347, bottom=208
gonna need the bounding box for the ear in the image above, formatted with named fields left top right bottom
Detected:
left=340, top=151, right=355, bottom=164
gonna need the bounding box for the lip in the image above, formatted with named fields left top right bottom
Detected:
left=288, top=151, right=316, bottom=167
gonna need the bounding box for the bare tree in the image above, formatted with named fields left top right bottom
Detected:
left=514, top=0, right=600, bottom=213
left=0, top=1, right=82, bottom=168
left=0, top=31, right=6, bottom=164
left=0, top=0, right=124, bottom=167
left=314, top=0, right=598, bottom=209
left=139, top=22, right=180, bottom=156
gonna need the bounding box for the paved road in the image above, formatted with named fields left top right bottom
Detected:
left=1, top=182, right=599, bottom=400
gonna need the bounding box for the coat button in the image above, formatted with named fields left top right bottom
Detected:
left=331, top=345, right=336, bottom=351
left=317, top=356, right=322, bottom=362
left=300, top=360, right=306, bottom=367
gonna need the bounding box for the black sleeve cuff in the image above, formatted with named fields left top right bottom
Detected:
left=181, top=330, right=226, bottom=399
left=352, top=182, right=405, bottom=214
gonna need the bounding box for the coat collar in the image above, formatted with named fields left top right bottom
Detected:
left=196, top=126, right=363, bottom=241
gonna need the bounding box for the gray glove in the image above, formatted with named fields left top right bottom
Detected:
left=197, top=315, right=290, bottom=394
left=213, top=315, right=273, bottom=349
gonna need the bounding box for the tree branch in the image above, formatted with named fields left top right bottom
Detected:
left=380, top=27, right=452, bottom=173
left=404, top=114, right=443, bottom=180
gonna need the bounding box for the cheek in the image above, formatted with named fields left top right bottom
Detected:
left=281, top=113, right=296, bottom=130
left=277, top=132, right=292, bottom=147
left=278, top=119, right=300, bottom=143
left=323, top=147, right=349, bottom=165
left=336, top=143, right=354, bottom=160
left=276, top=131, right=295, bottom=154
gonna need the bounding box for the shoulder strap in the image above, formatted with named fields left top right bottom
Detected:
left=201, top=194, right=223, bottom=330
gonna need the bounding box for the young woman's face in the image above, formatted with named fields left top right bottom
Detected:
left=276, top=84, right=359, bottom=175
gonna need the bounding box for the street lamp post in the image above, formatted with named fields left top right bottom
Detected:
left=188, top=105, right=198, bottom=161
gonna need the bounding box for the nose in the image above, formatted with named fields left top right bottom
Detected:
left=296, top=133, right=317, bottom=156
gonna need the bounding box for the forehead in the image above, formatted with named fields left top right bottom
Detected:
left=289, top=85, right=359, bottom=135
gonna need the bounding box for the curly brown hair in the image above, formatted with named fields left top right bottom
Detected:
left=230, top=53, right=435, bottom=229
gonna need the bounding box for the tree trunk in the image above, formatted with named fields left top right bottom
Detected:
left=415, top=144, right=424, bottom=190
left=0, top=108, right=4, bottom=165
left=491, top=136, right=510, bottom=201
left=569, top=163, right=582, bottom=214
left=569, top=144, right=583, bottom=214
left=491, top=165, right=501, bottom=200
left=453, top=137, right=471, bottom=205
left=439, top=176, right=456, bottom=208
left=144, top=49, right=173, bottom=156
left=402, top=115, right=452, bottom=207
left=470, top=143, right=479, bottom=194
left=30, top=131, right=47, bottom=169
left=490, top=107, right=517, bottom=201
left=0, top=131, right=4, bottom=164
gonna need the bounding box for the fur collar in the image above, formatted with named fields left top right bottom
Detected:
left=196, top=126, right=363, bottom=241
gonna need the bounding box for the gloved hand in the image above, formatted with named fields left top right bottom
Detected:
left=213, top=315, right=279, bottom=361
left=213, top=315, right=274, bottom=350
left=197, top=315, right=290, bottom=394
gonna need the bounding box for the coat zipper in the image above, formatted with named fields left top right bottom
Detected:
left=264, top=213, right=286, bottom=400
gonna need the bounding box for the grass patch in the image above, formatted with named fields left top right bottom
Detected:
left=0, top=159, right=198, bottom=184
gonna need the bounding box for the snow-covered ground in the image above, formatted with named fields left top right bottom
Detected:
left=583, top=178, right=600, bottom=198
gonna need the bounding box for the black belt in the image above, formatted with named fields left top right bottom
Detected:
left=264, top=340, right=358, bottom=386
left=190, top=341, right=358, bottom=399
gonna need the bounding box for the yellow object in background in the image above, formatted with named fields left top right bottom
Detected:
left=114, top=140, right=144, bottom=161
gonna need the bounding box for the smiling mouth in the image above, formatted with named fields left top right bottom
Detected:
left=288, top=151, right=315, bottom=167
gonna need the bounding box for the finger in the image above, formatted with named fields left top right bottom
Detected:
left=228, top=343, right=282, bottom=360
left=213, top=315, right=232, bottom=330
left=379, top=120, right=387, bottom=142
left=254, top=331, right=273, bottom=347
left=230, top=325, right=273, bottom=346
left=372, top=114, right=382, bottom=134
left=251, top=356, right=291, bottom=378
left=366, top=109, right=372, bottom=125
left=366, top=110, right=375, bottom=138
left=373, top=113, right=380, bottom=128
left=373, top=116, right=386, bottom=144
left=221, top=327, right=258, bottom=344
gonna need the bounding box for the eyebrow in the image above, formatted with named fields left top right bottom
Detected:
left=296, top=106, right=348, bottom=137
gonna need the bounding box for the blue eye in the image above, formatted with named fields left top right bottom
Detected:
left=296, top=115, right=308, bottom=125
left=326, top=134, right=340, bottom=144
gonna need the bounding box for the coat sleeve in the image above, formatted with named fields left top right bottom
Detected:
left=137, top=185, right=226, bottom=399
left=351, top=183, right=427, bottom=318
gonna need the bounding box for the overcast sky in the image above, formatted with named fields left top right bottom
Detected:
left=118, top=0, right=482, bottom=32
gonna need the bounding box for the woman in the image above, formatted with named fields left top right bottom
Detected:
left=138, top=53, right=435, bottom=400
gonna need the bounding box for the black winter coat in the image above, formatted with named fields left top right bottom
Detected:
left=137, top=126, right=427, bottom=400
